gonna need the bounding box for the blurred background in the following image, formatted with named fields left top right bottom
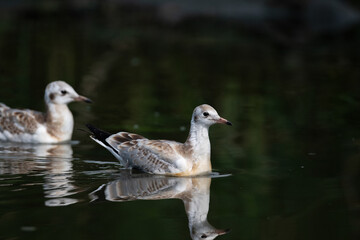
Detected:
left=1, top=0, right=360, bottom=240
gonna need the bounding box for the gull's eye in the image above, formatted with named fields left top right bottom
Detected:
left=203, top=112, right=209, bottom=117
left=61, top=90, right=68, bottom=95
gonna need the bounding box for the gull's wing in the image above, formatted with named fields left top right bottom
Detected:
left=106, top=131, right=147, bottom=144
left=106, top=133, right=186, bottom=174
left=0, top=104, right=44, bottom=135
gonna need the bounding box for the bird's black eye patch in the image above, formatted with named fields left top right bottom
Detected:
left=61, top=90, right=67, bottom=95
left=203, top=112, right=209, bottom=117
left=201, top=234, right=207, bottom=238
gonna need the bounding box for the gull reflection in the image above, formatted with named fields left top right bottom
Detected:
left=0, top=142, right=78, bottom=207
left=90, top=172, right=230, bottom=240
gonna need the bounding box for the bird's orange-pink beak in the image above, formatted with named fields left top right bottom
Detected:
left=216, top=228, right=231, bottom=235
left=74, top=95, right=92, bottom=103
left=217, top=117, right=232, bottom=126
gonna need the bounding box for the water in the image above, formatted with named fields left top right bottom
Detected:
left=1, top=3, right=360, bottom=240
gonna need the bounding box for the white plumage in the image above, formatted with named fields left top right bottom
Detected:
left=87, top=104, right=232, bottom=176
left=0, top=81, right=91, bottom=143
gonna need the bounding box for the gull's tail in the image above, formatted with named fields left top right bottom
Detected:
left=86, top=124, right=127, bottom=165
left=86, top=124, right=111, bottom=144
left=86, top=124, right=118, bottom=153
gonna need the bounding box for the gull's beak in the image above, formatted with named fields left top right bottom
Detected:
left=216, top=228, right=231, bottom=236
left=74, top=95, right=92, bottom=103
left=217, top=117, right=232, bottom=126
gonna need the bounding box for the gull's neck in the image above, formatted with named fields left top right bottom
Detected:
left=184, top=120, right=211, bottom=172
left=45, top=103, right=74, bottom=142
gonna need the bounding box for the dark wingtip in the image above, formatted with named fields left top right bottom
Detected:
left=86, top=124, right=111, bottom=141
left=86, top=124, right=97, bottom=135
left=86, top=123, right=96, bottom=132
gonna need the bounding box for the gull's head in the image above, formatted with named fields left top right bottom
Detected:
left=191, top=104, right=232, bottom=127
left=44, top=81, right=92, bottom=105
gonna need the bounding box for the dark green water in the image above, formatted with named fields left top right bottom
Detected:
left=0, top=5, right=360, bottom=240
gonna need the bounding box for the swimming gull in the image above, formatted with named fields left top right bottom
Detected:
left=87, top=104, right=231, bottom=176
left=0, top=81, right=91, bottom=143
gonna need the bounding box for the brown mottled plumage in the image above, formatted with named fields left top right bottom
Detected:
left=0, top=104, right=44, bottom=135
left=0, top=81, right=91, bottom=143
left=87, top=104, right=232, bottom=176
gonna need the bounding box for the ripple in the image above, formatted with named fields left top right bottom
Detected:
left=45, top=198, right=78, bottom=207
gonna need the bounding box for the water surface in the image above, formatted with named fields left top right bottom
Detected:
left=0, top=3, right=360, bottom=240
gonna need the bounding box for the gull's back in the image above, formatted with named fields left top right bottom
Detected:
left=0, top=103, right=46, bottom=142
left=106, top=134, right=190, bottom=175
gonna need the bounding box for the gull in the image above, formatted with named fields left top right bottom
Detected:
left=87, top=104, right=231, bottom=176
left=89, top=172, right=230, bottom=240
left=0, top=81, right=91, bottom=143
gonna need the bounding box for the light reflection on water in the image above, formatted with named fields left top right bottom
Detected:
left=0, top=142, right=79, bottom=207
left=0, top=2, right=359, bottom=239
left=90, top=171, right=230, bottom=240
left=0, top=140, right=233, bottom=239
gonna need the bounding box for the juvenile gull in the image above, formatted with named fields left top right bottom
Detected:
left=87, top=104, right=231, bottom=176
left=0, top=81, right=91, bottom=143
